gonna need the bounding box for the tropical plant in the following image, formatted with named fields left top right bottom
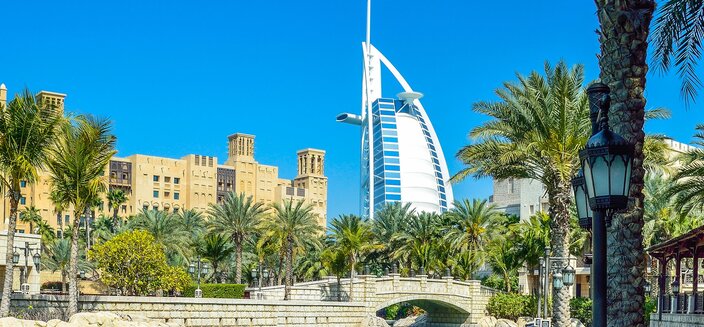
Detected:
left=34, top=220, right=56, bottom=249
left=452, top=61, right=589, bottom=327
left=518, top=212, right=552, bottom=267
left=208, top=192, right=266, bottom=284
left=196, top=233, right=234, bottom=283
left=42, top=238, right=90, bottom=293
left=320, top=246, right=348, bottom=301
left=19, top=206, right=42, bottom=234
left=106, top=189, right=128, bottom=231
left=328, top=214, right=379, bottom=300
left=130, top=209, right=190, bottom=264
left=0, top=89, right=62, bottom=316
left=371, top=202, right=414, bottom=266
left=667, top=125, right=704, bottom=215
left=91, top=214, right=116, bottom=246
left=392, top=212, right=442, bottom=274
left=486, top=231, right=523, bottom=293
left=594, top=1, right=655, bottom=324
left=178, top=209, right=206, bottom=239
left=646, top=175, right=703, bottom=247
left=89, top=230, right=168, bottom=296
left=264, top=199, right=322, bottom=300
left=444, top=199, right=503, bottom=271
left=295, top=237, right=329, bottom=282
left=46, top=115, right=115, bottom=316
left=49, top=190, right=67, bottom=239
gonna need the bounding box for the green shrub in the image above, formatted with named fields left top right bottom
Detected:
left=570, top=297, right=592, bottom=327
left=182, top=284, right=246, bottom=298
left=645, top=296, right=657, bottom=326
left=481, top=274, right=519, bottom=293
left=384, top=304, right=400, bottom=320
left=40, top=281, right=63, bottom=291
left=486, top=293, right=539, bottom=321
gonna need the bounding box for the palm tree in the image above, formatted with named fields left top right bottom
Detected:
left=667, top=125, right=704, bottom=215
left=178, top=209, right=206, bottom=239
left=49, top=190, right=67, bottom=239
left=34, top=220, right=56, bottom=250
left=130, top=209, right=190, bottom=263
left=196, top=233, right=234, bottom=283
left=486, top=233, right=523, bottom=293
left=647, top=175, right=703, bottom=247
left=328, top=214, right=379, bottom=300
left=295, top=237, right=329, bottom=282
left=594, top=1, right=655, bottom=324
left=42, top=238, right=91, bottom=293
left=320, top=246, right=349, bottom=301
left=46, top=115, right=115, bottom=316
left=652, top=0, right=704, bottom=105
left=0, top=89, right=62, bottom=316
left=452, top=62, right=589, bottom=327
left=443, top=199, right=502, bottom=270
left=265, top=199, right=322, bottom=300
left=20, top=206, right=42, bottom=234
left=392, top=212, right=442, bottom=274
left=371, top=202, right=415, bottom=266
left=208, top=192, right=266, bottom=284
left=106, top=189, right=128, bottom=231
left=91, top=214, right=115, bottom=246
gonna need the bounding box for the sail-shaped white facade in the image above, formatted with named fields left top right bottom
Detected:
left=337, top=40, right=454, bottom=219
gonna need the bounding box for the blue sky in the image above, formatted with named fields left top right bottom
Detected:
left=1, top=1, right=702, bottom=220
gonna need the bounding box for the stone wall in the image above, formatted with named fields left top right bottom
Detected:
left=650, top=313, right=704, bottom=327
left=11, top=295, right=368, bottom=327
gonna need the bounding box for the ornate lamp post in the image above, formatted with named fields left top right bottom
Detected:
left=576, top=83, right=634, bottom=327
left=12, top=242, right=40, bottom=294
left=188, top=256, right=209, bottom=298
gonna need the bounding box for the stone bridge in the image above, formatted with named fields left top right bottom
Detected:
left=255, top=274, right=497, bottom=326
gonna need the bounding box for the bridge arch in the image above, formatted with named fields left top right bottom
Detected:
left=372, top=294, right=472, bottom=326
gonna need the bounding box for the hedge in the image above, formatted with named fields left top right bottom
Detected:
left=486, top=293, right=539, bottom=321
left=182, top=284, right=246, bottom=298
left=570, top=297, right=592, bottom=327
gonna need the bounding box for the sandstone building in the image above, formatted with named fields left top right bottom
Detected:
left=0, top=86, right=328, bottom=234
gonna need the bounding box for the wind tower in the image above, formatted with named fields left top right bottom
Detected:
left=336, top=0, right=454, bottom=219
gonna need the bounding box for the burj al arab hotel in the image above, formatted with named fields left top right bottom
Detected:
left=337, top=0, right=454, bottom=219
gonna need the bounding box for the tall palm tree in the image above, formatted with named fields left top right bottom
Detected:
left=517, top=212, right=552, bottom=268
left=594, top=1, right=655, bottom=324
left=0, top=89, right=62, bottom=316
left=208, top=192, right=266, bottom=284
left=49, top=190, right=67, bottom=239
left=265, top=199, right=321, bottom=300
left=106, top=189, right=128, bottom=231
left=46, top=115, right=115, bottom=316
left=20, top=206, right=42, bottom=234
left=452, top=62, right=589, bottom=327
left=196, top=233, right=234, bottom=283
left=34, top=220, right=56, bottom=250
left=130, top=209, right=190, bottom=263
left=91, top=214, right=115, bottom=246
left=443, top=199, right=502, bottom=270
left=652, top=0, right=704, bottom=105
left=328, top=214, right=379, bottom=300
left=486, top=232, right=523, bottom=293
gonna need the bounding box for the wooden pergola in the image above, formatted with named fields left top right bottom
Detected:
left=647, top=224, right=704, bottom=319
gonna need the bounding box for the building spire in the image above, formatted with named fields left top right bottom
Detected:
left=366, top=0, right=371, bottom=50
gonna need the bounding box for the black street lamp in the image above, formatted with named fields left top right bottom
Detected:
left=577, top=82, right=634, bottom=327
left=571, top=169, right=593, bottom=230
left=188, top=256, right=209, bottom=298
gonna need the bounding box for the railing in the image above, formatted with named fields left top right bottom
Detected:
left=661, top=294, right=671, bottom=314
left=696, top=293, right=704, bottom=314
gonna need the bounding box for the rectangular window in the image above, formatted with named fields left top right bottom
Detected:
left=19, top=197, right=26, bottom=205
left=386, top=179, right=401, bottom=186
left=57, top=216, right=61, bottom=225
left=65, top=215, right=70, bottom=224
left=153, top=190, right=159, bottom=198
left=165, top=177, right=171, bottom=183
left=386, top=172, right=401, bottom=179
left=382, top=137, right=398, bottom=143
left=380, top=116, right=396, bottom=122
left=385, top=158, right=400, bottom=164
left=383, top=151, right=399, bottom=157
left=174, top=192, right=180, bottom=200
left=385, top=165, right=400, bottom=171
left=384, top=143, right=399, bottom=150
left=386, top=187, right=401, bottom=193
left=20, top=181, right=26, bottom=188
left=164, top=192, right=170, bottom=198
left=153, top=175, right=160, bottom=182
left=174, top=177, right=180, bottom=185
left=386, top=194, right=401, bottom=201
left=381, top=123, right=397, bottom=129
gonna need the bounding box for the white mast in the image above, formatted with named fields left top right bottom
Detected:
left=366, top=0, right=371, bottom=52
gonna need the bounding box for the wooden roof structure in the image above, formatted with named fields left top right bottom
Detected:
left=647, top=224, right=704, bottom=261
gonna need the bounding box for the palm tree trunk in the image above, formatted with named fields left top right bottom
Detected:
left=68, top=212, right=81, bottom=317
left=349, top=256, right=355, bottom=301
left=549, top=182, right=572, bottom=327
left=235, top=241, right=242, bottom=284
left=0, top=193, right=20, bottom=317
left=594, top=1, right=654, bottom=325
left=504, top=271, right=511, bottom=293
left=337, top=276, right=342, bottom=301
left=277, top=254, right=284, bottom=286
left=57, top=211, right=64, bottom=239
left=112, top=207, right=118, bottom=232
left=284, top=237, right=293, bottom=300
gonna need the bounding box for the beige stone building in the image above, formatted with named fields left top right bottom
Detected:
left=0, top=86, right=328, bottom=237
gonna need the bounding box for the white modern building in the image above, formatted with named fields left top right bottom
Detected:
left=337, top=1, right=453, bottom=219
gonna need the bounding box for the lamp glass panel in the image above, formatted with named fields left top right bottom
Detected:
left=591, top=156, right=610, bottom=197
left=624, top=157, right=633, bottom=195
left=575, top=186, right=588, bottom=219
left=563, top=269, right=575, bottom=286
left=553, top=276, right=564, bottom=290
left=609, top=155, right=627, bottom=196
left=583, top=159, right=595, bottom=198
